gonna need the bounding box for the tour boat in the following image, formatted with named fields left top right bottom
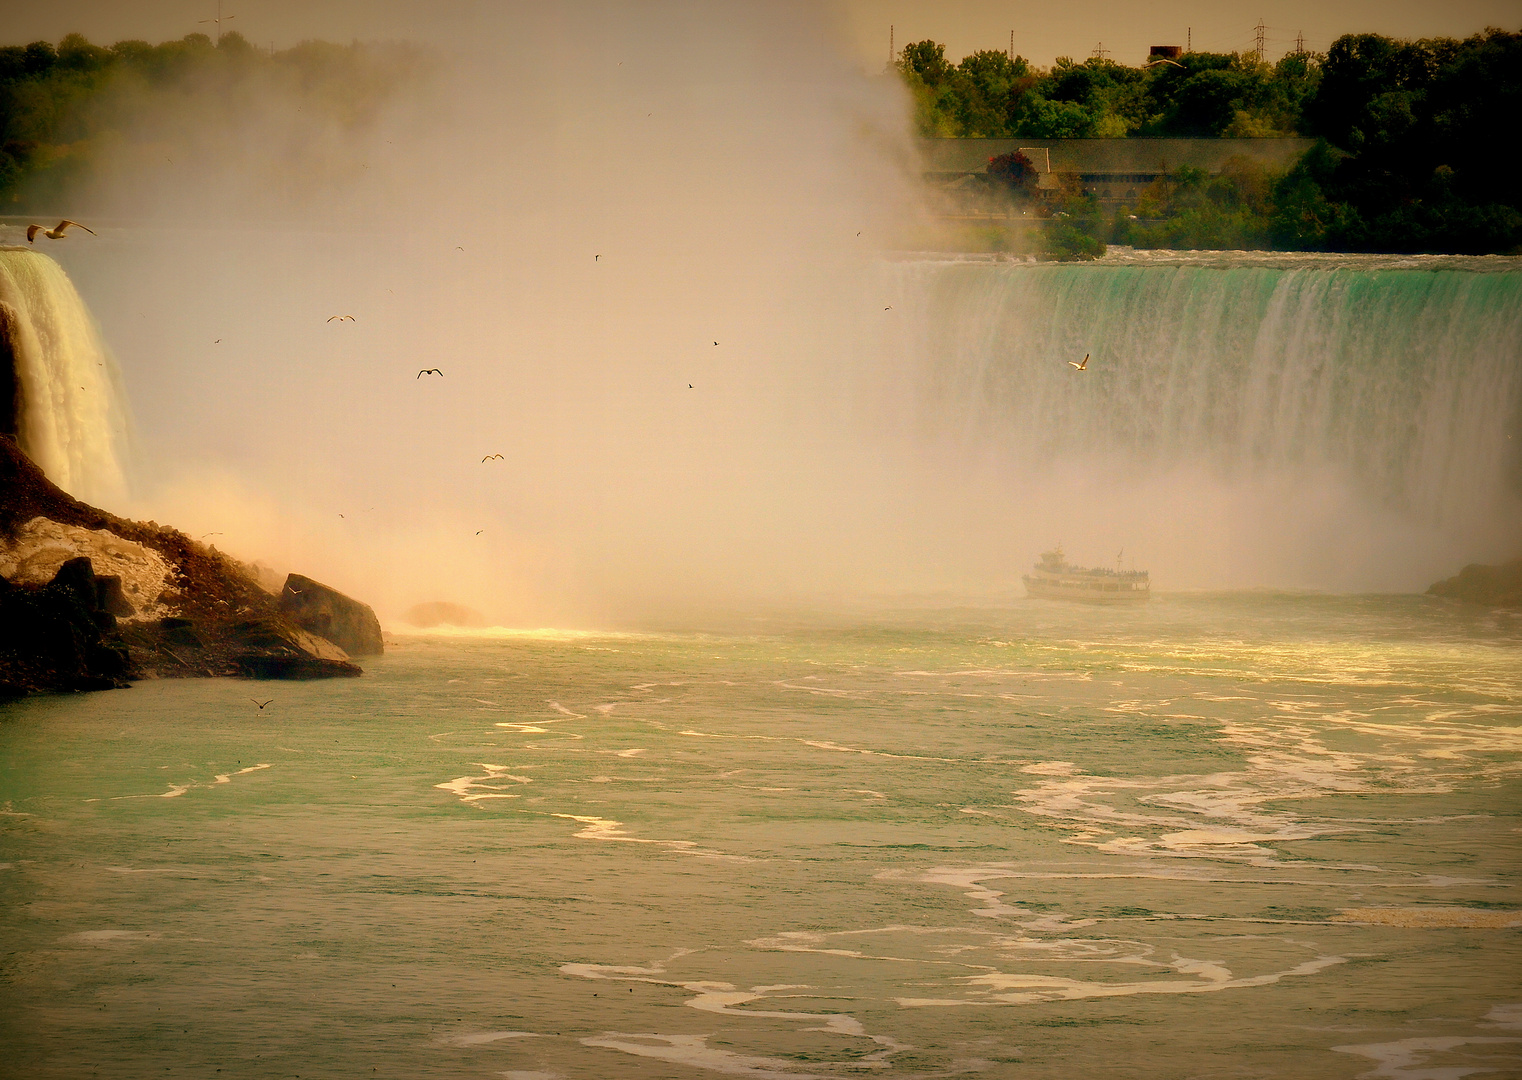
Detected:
left=1022, top=546, right=1150, bottom=604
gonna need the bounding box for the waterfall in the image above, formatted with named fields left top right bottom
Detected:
left=0, top=248, right=130, bottom=507
left=879, top=259, right=1522, bottom=590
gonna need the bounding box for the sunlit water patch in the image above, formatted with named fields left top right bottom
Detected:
left=1, top=594, right=1518, bottom=1078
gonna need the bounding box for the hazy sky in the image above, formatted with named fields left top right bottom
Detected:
left=2, top=0, right=1517, bottom=67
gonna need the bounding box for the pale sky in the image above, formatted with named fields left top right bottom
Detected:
left=1, top=0, right=1516, bottom=68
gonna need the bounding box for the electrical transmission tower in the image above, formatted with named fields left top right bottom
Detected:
left=1091, top=42, right=1109, bottom=60
left=1294, top=30, right=1306, bottom=55
left=1254, top=19, right=1266, bottom=61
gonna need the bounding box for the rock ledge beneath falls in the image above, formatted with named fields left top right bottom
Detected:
left=1426, top=559, right=1522, bottom=609
left=0, top=435, right=374, bottom=698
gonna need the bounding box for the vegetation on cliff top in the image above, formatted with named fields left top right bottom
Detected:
left=0, top=31, right=428, bottom=210
left=902, top=28, right=1521, bottom=254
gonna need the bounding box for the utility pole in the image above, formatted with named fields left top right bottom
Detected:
left=1254, top=19, right=1266, bottom=62
left=199, top=0, right=236, bottom=36
left=889, top=24, right=894, bottom=65
left=1187, top=27, right=1192, bottom=53
left=1009, top=30, right=1014, bottom=61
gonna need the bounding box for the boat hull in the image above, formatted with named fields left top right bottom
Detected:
left=1023, top=575, right=1151, bottom=604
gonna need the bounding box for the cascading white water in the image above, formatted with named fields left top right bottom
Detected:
left=877, top=257, right=1522, bottom=590
left=0, top=248, right=130, bottom=507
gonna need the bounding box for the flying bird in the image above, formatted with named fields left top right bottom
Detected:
left=475, top=530, right=483, bottom=535
left=482, top=454, right=504, bottom=462
left=327, top=315, right=355, bottom=322
left=713, top=341, right=719, bottom=346
left=250, top=699, right=273, bottom=710
left=417, top=368, right=443, bottom=379
left=1068, top=353, right=1089, bottom=370
left=26, top=220, right=96, bottom=242
left=688, top=384, right=693, bottom=388
left=595, top=255, right=600, bottom=261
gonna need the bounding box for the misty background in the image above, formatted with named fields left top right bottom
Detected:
left=8, top=0, right=1520, bottom=624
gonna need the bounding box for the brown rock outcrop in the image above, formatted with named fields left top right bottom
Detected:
left=1426, top=559, right=1522, bottom=608
left=279, top=574, right=383, bottom=656
left=0, top=435, right=366, bottom=693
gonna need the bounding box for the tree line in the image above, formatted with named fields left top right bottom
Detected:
left=0, top=31, right=427, bottom=209
left=901, top=29, right=1521, bottom=254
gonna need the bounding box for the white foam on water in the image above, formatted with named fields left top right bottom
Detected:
left=435, top=763, right=533, bottom=804
left=212, top=763, right=271, bottom=785
left=499, top=1072, right=560, bottom=1080
left=546, top=813, right=746, bottom=861
left=438, top=1031, right=541, bottom=1046
left=565, top=955, right=905, bottom=1069
left=1484, top=1004, right=1522, bottom=1030
left=1331, top=1036, right=1522, bottom=1079
left=938, top=952, right=1346, bottom=1006
left=996, top=707, right=1518, bottom=865
left=579, top=1034, right=817, bottom=1079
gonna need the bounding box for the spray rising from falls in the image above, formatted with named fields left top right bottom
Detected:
left=0, top=248, right=130, bottom=507
left=882, top=260, right=1522, bottom=590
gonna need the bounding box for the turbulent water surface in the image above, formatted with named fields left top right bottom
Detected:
left=3, top=595, right=1519, bottom=1079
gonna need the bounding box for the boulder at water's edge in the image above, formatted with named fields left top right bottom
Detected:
left=1426, top=559, right=1522, bottom=608
left=279, top=575, right=384, bottom=656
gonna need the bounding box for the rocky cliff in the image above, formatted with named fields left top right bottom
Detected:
left=1427, top=559, right=1522, bottom=609
left=0, top=435, right=372, bottom=697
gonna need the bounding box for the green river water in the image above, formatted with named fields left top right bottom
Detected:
left=2, top=593, right=1518, bottom=1079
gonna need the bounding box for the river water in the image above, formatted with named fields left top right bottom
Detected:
left=3, top=593, right=1519, bottom=1079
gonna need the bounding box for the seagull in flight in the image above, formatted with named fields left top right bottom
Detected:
left=417, top=368, right=443, bottom=379
left=1068, top=353, right=1089, bottom=370
left=27, top=220, right=95, bottom=242
left=327, top=315, right=355, bottom=322
left=250, top=698, right=273, bottom=710
left=482, top=454, right=504, bottom=462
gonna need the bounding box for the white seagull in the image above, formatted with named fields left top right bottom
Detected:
left=27, top=220, right=96, bottom=242
left=1068, top=353, right=1089, bottom=370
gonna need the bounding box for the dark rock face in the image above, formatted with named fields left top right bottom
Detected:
left=0, top=557, right=133, bottom=697
left=0, top=301, right=20, bottom=438
left=1, top=435, right=377, bottom=695
left=1427, top=559, right=1522, bottom=608
left=95, top=574, right=135, bottom=617
left=279, top=575, right=383, bottom=656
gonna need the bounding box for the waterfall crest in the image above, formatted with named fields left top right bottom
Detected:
left=883, top=260, right=1522, bottom=588
left=0, top=248, right=130, bottom=507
